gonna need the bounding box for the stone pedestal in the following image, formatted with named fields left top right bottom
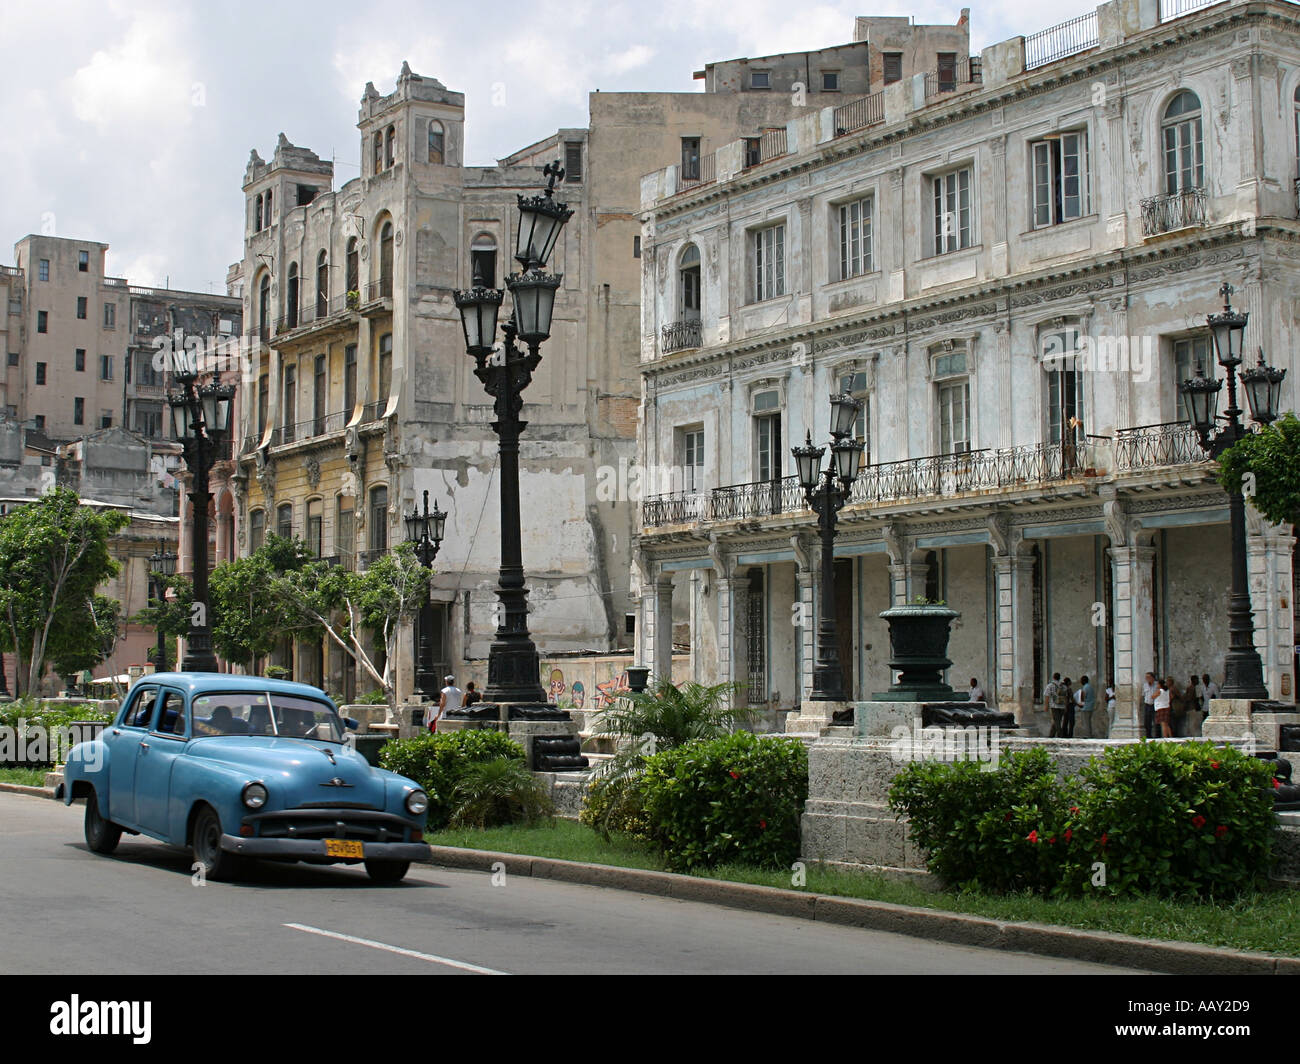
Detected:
left=442, top=701, right=588, bottom=770
left=784, top=700, right=852, bottom=741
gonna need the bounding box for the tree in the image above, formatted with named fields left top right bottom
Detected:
left=49, top=594, right=122, bottom=685
left=1217, top=412, right=1300, bottom=529
left=273, top=542, right=432, bottom=706
left=0, top=489, right=128, bottom=695
left=131, top=573, right=194, bottom=661
left=208, top=535, right=317, bottom=669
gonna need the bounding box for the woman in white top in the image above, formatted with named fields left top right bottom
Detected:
left=1153, top=678, right=1173, bottom=739
left=1105, top=680, right=1117, bottom=736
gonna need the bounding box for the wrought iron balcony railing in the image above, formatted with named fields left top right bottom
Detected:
left=1025, top=9, right=1100, bottom=69
left=1140, top=188, right=1207, bottom=236
left=661, top=319, right=702, bottom=354
left=923, top=56, right=981, bottom=99
left=1114, top=421, right=1211, bottom=469
left=268, top=411, right=350, bottom=448
left=832, top=91, right=884, bottom=136
left=365, top=278, right=393, bottom=303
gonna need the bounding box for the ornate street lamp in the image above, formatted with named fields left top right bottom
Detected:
left=166, top=347, right=235, bottom=673
left=148, top=538, right=179, bottom=672
left=792, top=394, right=864, bottom=703
left=453, top=162, right=573, bottom=704
left=404, top=489, right=446, bottom=699
left=1179, top=283, right=1286, bottom=700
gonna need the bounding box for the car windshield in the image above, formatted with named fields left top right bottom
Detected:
left=191, top=692, right=344, bottom=743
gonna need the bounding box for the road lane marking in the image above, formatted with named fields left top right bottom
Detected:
left=284, top=923, right=507, bottom=975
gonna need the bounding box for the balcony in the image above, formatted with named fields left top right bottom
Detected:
left=268, top=410, right=350, bottom=448
left=364, top=278, right=393, bottom=303
left=1114, top=421, right=1210, bottom=469
left=360, top=401, right=387, bottom=424
left=1140, top=188, right=1207, bottom=236
left=275, top=295, right=356, bottom=338
left=1025, top=10, right=1099, bottom=69
left=922, top=56, right=981, bottom=99
left=661, top=319, right=702, bottom=355
left=832, top=91, right=884, bottom=137
left=680, top=154, right=716, bottom=188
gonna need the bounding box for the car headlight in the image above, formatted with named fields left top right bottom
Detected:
left=242, top=782, right=268, bottom=810
left=405, top=790, right=428, bottom=816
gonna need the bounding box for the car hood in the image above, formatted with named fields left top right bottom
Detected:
left=186, top=736, right=391, bottom=810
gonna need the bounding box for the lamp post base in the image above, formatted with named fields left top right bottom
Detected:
left=483, top=636, right=546, bottom=704
left=1221, top=649, right=1269, bottom=701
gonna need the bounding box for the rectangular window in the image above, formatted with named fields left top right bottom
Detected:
left=6, top=352, right=17, bottom=367
left=744, top=138, right=762, bottom=168
left=565, top=141, right=583, bottom=182
left=682, top=428, right=704, bottom=492
left=282, top=365, right=296, bottom=439
left=370, top=486, right=388, bottom=552
left=470, top=245, right=497, bottom=288
left=37, top=311, right=47, bottom=333
left=750, top=70, right=771, bottom=90
left=100, top=355, right=113, bottom=380
left=378, top=334, right=392, bottom=398
left=103, top=303, right=115, bottom=328
left=276, top=503, right=293, bottom=541
left=313, top=354, right=326, bottom=432
left=344, top=345, right=357, bottom=414
left=822, top=71, right=840, bottom=92
left=1032, top=132, right=1089, bottom=228
left=78, top=250, right=89, bottom=273
left=249, top=510, right=266, bottom=551
left=38, top=259, right=49, bottom=282
left=837, top=196, right=874, bottom=280
left=932, top=168, right=973, bottom=254
left=1174, top=335, right=1212, bottom=422
left=34, top=415, right=45, bottom=431
left=633, top=235, right=641, bottom=258
left=753, top=224, right=785, bottom=302
left=753, top=390, right=782, bottom=482
left=136, top=352, right=159, bottom=386
left=307, top=500, right=322, bottom=557
left=937, top=52, right=957, bottom=93
left=75, top=349, right=85, bottom=372
left=135, top=405, right=162, bottom=438
left=36, top=362, right=46, bottom=385
left=77, top=297, right=87, bottom=320
left=257, top=373, right=268, bottom=435
left=74, top=397, right=84, bottom=426
left=337, top=498, right=354, bottom=568
left=937, top=379, right=971, bottom=454
left=883, top=53, right=903, bottom=84
left=100, top=415, right=112, bottom=429
left=680, top=137, right=701, bottom=181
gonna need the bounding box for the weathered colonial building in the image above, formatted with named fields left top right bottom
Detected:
left=232, top=22, right=964, bottom=699
left=636, top=0, right=1299, bottom=737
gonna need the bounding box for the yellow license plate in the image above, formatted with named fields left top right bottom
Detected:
left=325, top=839, right=364, bottom=858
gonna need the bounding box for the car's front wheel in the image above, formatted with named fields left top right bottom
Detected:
left=364, top=859, right=410, bottom=885
left=191, top=805, right=243, bottom=882
left=84, top=791, right=122, bottom=854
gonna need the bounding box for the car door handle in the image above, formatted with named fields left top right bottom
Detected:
left=139, top=742, right=149, bottom=752
left=112, top=729, right=121, bottom=736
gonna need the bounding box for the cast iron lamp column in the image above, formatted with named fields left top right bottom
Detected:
left=1179, top=282, right=1286, bottom=700
left=791, top=394, right=865, bottom=702
left=147, top=538, right=179, bottom=672
left=167, top=360, right=235, bottom=673
left=404, top=490, right=447, bottom=700
left=454, top=162, right=573, bottom=704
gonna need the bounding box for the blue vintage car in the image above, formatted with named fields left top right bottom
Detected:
left=60, top=673, right=430, bottom=884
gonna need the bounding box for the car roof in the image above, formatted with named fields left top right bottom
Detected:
left=131, top=672, right=334, bottom=703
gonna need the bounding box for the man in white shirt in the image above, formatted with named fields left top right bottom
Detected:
left=1141, top=671, right=1157, bottom=739
left=433, top=675, right=463, bottom=732
left=1201, top=673, right=1219, bottom=719
left=968, top=677, right=986, bottom=703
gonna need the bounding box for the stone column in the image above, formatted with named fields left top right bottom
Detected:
left=714, top=574, right=733, bottom=688
left=791, top=533, right=816, bottom=703
left=652, top=573, right=675, bottom=684
left=1109, top=543, right=1156, bottom=739
left=1247, top=513, right=1297, bottom=701
left=993, top=550, right=1037, bottom=727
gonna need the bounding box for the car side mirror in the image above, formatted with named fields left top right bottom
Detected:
left=343, top=716, right=360, bottom=731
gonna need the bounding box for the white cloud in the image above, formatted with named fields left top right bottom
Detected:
left=603, top=44, right=655, bottom=76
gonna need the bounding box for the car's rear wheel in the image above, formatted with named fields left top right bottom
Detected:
left=84, top=791, right=122, bottom=854
left=364, top=859, right=410, bottom=885
left=191, top=805, right=243, bottom=882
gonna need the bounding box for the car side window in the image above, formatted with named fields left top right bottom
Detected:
left=123, top=688, right=158, bottom=729
left=153, top=691, right=187, bottom=737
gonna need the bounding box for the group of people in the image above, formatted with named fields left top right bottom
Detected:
left=1140, top=671, right=1219, bottom=740
left=1040, top=674, right=1107, bottom=738
left=427, top=676, right=481, bottom=732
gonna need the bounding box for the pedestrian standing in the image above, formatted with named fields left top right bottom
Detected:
left=1105, top=678, right=1117, bottom=736
left=1043, top=672, right=1064, bottom=737
left=1142, top=671, right=1157, bottom=739
left=433, top=674, right=463, bottom=732
left=463, top=681, right=482, bottom=707
left=1201, top=673, right=1220, bottom=721
left=1153, top=677, right=1173, bottom=739
left=1076, top=675, right=1096, bottom=739
left=968, top=677, right=986, bottom=703
left=1061, top=677, right=1075, bottom=738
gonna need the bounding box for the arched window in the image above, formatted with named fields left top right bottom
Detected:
left=678, top=244, right=701, bottom=321
left=429, top=120, right=445, bottom=164
left=373, top=131, right=383, bottom=175
left=249, top=509, right=266, bottom=551
left=254, top=194, right=263, bottom=232
left=258, top=274, right=271, bottom=341
left=1162, top=91, right=1203, bottom=195
left=316, top=250, right=328, bottom=317
left=286, top=262, right=299, bottom=329
left=385, top=124, right=396, bottom=168
left=276, top=503, right=293, bottom=541
left=345, top=238, right=359, bottom=304
left=470, top=233, right=497, bottom=287
left=378, top=221, right=393, bottom=298
left=264, top=189, right=273, bottom=225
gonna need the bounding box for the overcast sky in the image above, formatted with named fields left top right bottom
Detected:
left=0, top=0, right=1095, bottom=293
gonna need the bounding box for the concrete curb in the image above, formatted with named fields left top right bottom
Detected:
left=0, top=782, right=55, bottom=800
left=428, top=844, right=1296, bottom=974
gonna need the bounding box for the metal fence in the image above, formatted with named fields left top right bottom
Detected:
left=759, top=128, right=788, bottom=163
left=923, top=56, right=982, bottom=99
left=832, top=91, right=885, bottom=136
left=661, top=319, right=703, bottom=354
left=1159, top=0, right=1226, bottom=20
left=1140, top=188, right=1207, bottom=236
left=1025, top=10, right=1100, bottom=69
left=1114, top=422, right=1210, bottom=469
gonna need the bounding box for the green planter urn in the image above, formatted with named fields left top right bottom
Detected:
left=873, top=604, right=966, bottom=702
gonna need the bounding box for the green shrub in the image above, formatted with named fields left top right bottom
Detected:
left=379, top=729, right=526, bottom=830
left=450, top=758, right=554, bottom=828
left=889, top=741, right=1275, bottom=898
left=889, top=747, right=1075, bottom=892
left=639, top=731, right=808, bottom=872
left=1062, top=741, right=1274, bottom=898
left=355, top=689, right=388, bottom=705
left=0, top=700, right=115, bottom=766
left=579, top=773, right=653, bottom=840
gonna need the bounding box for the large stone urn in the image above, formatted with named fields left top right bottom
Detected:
left=873, top=604, right=965, bottom=702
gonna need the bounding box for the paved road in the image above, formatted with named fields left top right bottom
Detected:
left=0, top=793, right=1144, bottom=974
